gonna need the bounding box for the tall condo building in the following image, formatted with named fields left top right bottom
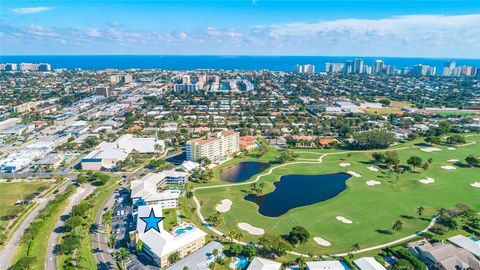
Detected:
left=374, top=60, right=384, bottom=73
left=344, top=60, right=354, bottom=73
left=186, top=130, right=240, bottom=162
left=353, top=59, right=364, bottom=73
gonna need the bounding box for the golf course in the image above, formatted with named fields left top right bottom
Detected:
left=194, top=134, right=480, bottom=255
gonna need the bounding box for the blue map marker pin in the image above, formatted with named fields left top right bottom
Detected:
left=140, top=208, right=164, bottom=233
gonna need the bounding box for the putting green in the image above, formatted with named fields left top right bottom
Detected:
left=195, top=134, right=480, bottom=255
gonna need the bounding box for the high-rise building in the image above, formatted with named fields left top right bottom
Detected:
left=445, top=60, right=456, bottom=70
left=95, top=86, right=110, bottom=97
left=362, top=65, right=372, bottom=74
left=5, top=63, right=17, bottom=71
left=344, top=60, right=354, bottom=74
left=325, top=63, right=344, bottom=73
left=303, top=64, right=315, bottom=73
left=38, top=63, right=51, bottom=71
left=186, top=130, right=239, bottom=162
left=181, top=75, right=191, bottom=84
left=374, top=60, right=384, bottom=73
left=353, top=59, right=364, bottom=74
left=412, top=64, right=430, bottom=76
left=294, top=64, right=303, bottom=73
left=173, top=83, right=199, bottom=93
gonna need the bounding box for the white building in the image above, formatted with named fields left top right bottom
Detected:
left=353, top=257, right=387, bottom=270
left=81, top=134, right=164, bottom=170
left=186, top=130, right=239, bottom=162
left=136, top=204, right=206, bottom=268
left=306, top=260, right=349, bottom=270
left=130, top=171, right=188, bottom=208
left=247, top=257, right=281, bottom=270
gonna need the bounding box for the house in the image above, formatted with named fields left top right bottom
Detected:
left=291, top=135, right=317, bottom=148
left=247, top=257, right=281, bottom=270
left=35, top=154, right=63, bottom=170
left=306, top=260, right=349, bottom=270
left=408, top=238, right=480, bottom=270
left=319, top=138, right=339, bottom=147
left=136, top=204, right=207, bottom=268
left=167, top=241, right=223, bottom=270
left=353, top=257, right=386, bottom=270
left=240, top=136, right=257, bottom=150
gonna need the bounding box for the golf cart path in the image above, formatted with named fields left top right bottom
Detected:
left=192, top=137, right=477, bottom=257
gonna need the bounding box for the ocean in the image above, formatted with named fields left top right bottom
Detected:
left=1, top=55, right=479, bottom=71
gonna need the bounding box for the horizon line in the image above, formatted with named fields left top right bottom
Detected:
left=2, top=54, right=480, bottom=60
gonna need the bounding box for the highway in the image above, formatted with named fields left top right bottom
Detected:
left=45, top=184, right=96, bottom=270
left=0, top=179, right=73, bottom=268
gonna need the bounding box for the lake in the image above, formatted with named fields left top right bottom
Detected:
left=245, top=173, right=351, bottom=217
left=220, top=161, right=270, bottom=183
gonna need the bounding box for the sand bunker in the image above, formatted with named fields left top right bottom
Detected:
left=215, top=199, right=233, bottom=213
left=367, top=166, right=379, bottom=172
left=347, top=171, right=362, bottom=177
left=336, top=216, right=353, bottom=224
left=470, top=182, right=480, bottom=188
left=447, top=147, right=456, bottom=150
left=238, top=222, right=265, bottom=235
left=366, top=180, right=381, bottom=186
left=313, top=237, right=331, bottom=246
left=447, top=159, right=459, bottom=162
left=339, top=163, right=351, bottom=167
left=419, top=177, right=435, bottom=184
left=441, top=165, right=457, bottom=170
left=421, top=147, right=442, bottom=153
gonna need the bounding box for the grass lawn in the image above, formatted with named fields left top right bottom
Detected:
left=0, top=181, right=52, bottom=229
left=195, top=134, right=480, bottom=255
left=162, top=208, right=179, bottom=232
left=73, top=178, right=120, bottom=270
left=12, top=187, right=74, bottom=269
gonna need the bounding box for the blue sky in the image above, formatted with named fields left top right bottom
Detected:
left=1, top=0, right=479, bottom=57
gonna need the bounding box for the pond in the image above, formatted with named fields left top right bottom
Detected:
left=245, top=173, right=351, bottom=217
left=220, top=161, right=270, bottom=183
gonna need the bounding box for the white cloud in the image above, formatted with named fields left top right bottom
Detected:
left=1, top=13, right=479, bottom=57
left=11, top=7, right=53, bottom=14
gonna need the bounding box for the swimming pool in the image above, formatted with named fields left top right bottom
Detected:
left=236, top=256, right=249, bottom=269
left=469, top=236, right=479, bottom=242
left=175, top=226, right=193, bottom=235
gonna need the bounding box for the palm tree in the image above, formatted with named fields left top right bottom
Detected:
left=416, top=206, right=425, bottom=216
left=258, top=182, right=265, bottom=194
left=392, top=220, right=404, bottom=232
left=115, top=247, right=129, bottom=268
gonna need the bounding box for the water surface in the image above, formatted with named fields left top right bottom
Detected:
left=220, top=161, right=270, bottom=183
left=245, top=173, right=351, bottom=217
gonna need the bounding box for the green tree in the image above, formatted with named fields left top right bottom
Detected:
left=169, top=251, right=181, bottom=264
left=407, top=156, right=422, bottom=172
left=416, top=206, right=425, bottom=216
left=392, top=220, right=404, bottom=232
left=115, top=247, right=130, bottom=267
left=287, top=226, right=310, bottom=246
left=465, top=155, right=479, bottom=167
left=258, top=233, right=292, bottom=258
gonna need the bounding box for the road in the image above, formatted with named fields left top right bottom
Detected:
left=91, top=148, right=174, bottom=269
left=45, top=184, right=96, bottom=270
left=0, top=180, right=72, bottom=269
left=92, top=168, right=145, bottom=270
